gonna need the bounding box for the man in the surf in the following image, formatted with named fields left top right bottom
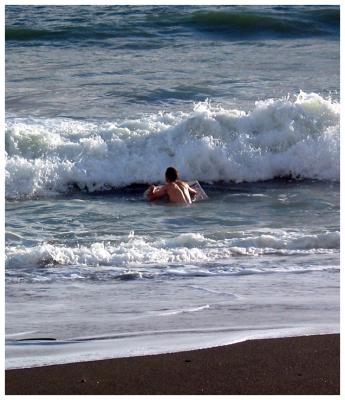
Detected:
left=147, top=167, right=197, bottom=204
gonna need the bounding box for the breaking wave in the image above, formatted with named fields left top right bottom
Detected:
left=5, top=92, right=339, bottom=199
left=5, top=230, right=340, bottom=278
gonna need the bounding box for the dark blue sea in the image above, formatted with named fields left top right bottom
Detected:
left=5, top=5, right=339, bottom=368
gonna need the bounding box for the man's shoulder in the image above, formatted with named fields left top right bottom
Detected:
left=158, top=183, right=170, bottom=192
left=176, top=180, right=189, bottom=187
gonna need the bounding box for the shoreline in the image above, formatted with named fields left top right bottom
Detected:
left=5, top=333, right=340, bottom=395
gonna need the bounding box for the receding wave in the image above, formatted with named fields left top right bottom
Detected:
left=5, top=92, right=339, bottom=200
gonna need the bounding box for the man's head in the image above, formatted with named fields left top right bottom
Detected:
left=165, top=167, right=179, bottom=182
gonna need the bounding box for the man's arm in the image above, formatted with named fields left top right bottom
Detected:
left=188, top=186, right=197, bottom=196
left=147, top=185, right=168, bottom=201
left=177, top=181, right=197, bottom=200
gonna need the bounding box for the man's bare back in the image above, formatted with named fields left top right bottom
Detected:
left=148, top=181, right=196, bottom=204
left=147, top=167, right=197, bottom=204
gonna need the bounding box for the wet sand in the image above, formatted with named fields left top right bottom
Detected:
left=5, top=334, right=340, bottom=395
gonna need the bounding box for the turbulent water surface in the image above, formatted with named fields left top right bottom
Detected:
left=5, top=5, right=339, bottom=369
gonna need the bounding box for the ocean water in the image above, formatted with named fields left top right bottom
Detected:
left=5, top=5, right=340, bottom=369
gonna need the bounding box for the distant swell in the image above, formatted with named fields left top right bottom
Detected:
left=6, top=27, right=57, bottom=41
left=5, top=26, right=139, bottom=42
left=6, top=6, right=339, bottom=43
left=5, top=92, right=339, bottom=199
left=184, top=8, right=339, bottom=38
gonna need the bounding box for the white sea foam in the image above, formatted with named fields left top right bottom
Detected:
left=5, top=92, right=339, bottom=199
left=5, top=230, right=339, bottom=273
left=6, top=324, right=339, bottom=370
left=157, top=304, right=210, bottom=316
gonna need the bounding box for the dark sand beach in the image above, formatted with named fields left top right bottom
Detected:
left=6, top=334, right=340, bottom=395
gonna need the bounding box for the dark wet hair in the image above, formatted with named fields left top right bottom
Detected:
left=165, top=167, right=179, bottom=182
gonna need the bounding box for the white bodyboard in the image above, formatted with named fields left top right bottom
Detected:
left=188, top=181, right=208, bottom=202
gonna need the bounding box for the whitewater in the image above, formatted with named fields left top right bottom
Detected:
left=6, top=5, right=339, bottom=369
left=5, top=92, right=339, bottom=199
